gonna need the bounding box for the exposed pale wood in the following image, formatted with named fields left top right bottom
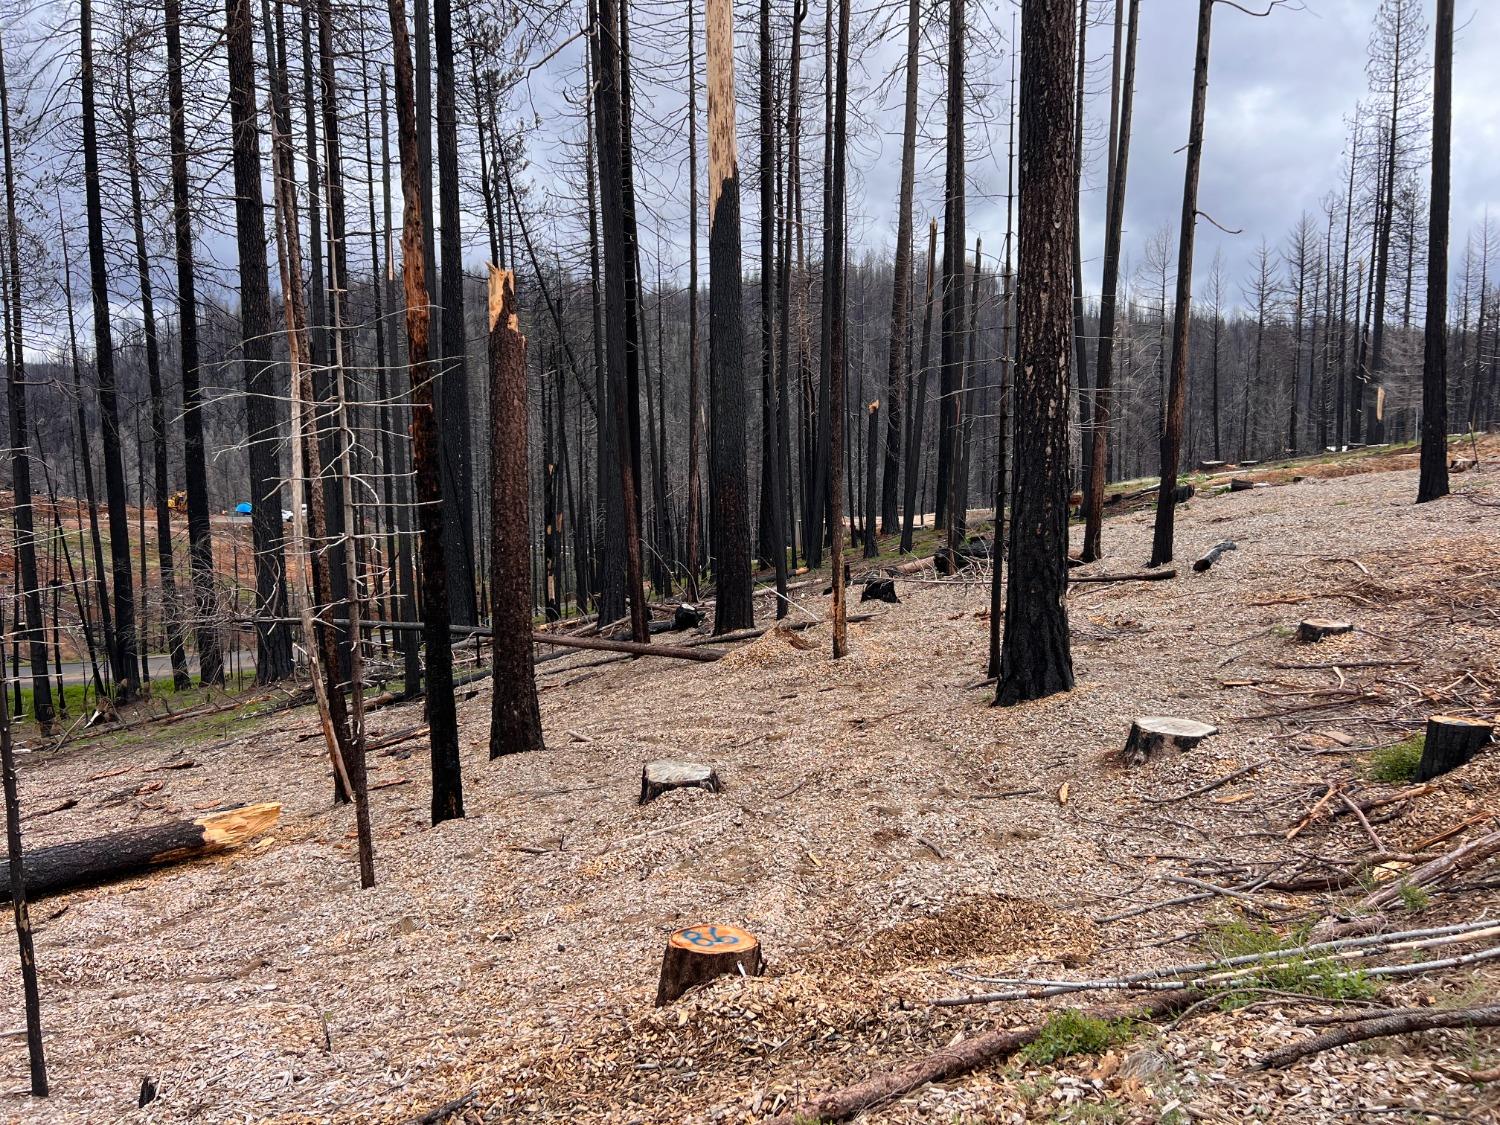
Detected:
left=1192, top=540, right=1237, bottom=572
left=1297, top=618, right=1353, bottom=643
left=0, top=802, right=280, bottom=902
left=640, top=761, right=721, bottom=804
left=654, top=923, right=761, bottom=1006
left=1120, top=717, right=1218, bottom=766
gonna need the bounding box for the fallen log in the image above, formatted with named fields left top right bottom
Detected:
left=529, top=632, right=725, bottom=662
left=1260, top=1005, right=1500, bottom=1070
left=1192, top=540, right=1237, bottom=573
left=0, top=802, right=280, bottom=902
left=1070, top=568, right=1178, bottom=584
left=763, top=993, right=1198, bottom=1125
left=885, top=555, right=935, bottom=576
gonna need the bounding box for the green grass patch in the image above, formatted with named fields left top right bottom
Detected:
left=1204, top=919, right=1379, bottom=1007
left=1017, top=1008, right=1139, bottom=1066
left=1367, top=735, right=1425, bottom=783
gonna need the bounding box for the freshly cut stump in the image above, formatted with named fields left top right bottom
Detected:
left=640, top=761, right=721, bottom=805
left=654, top=924, right=763, bottom=1006
left=1120, top=718, right=1219, bottom=767
left=1417, top=716, right=1494, bottom=781
left=1297, top=619, right=1354, bottom=644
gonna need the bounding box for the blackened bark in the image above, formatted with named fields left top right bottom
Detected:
left=684, top=0, right=703, bottom=602
left=487, top=269, right=545, bottom=757
left=388, top=0, right=464, bottom=822
left=936, top=0, right=966, bottom=537
left=81, top=0, right=140, bottom=699
left=759, top=0, right=788, bottom=613
left=706, top=0, right=753, bottom=634
left=1149, top=0, right=1212, bottom=568
left=997, top=0, right=1075, bottom=707
left=827, top=0, right=850, bottom=657
left=1417, top=0, right=1452, bottom=503
left=1081, top=0, right=1138, bottom=563
left=881, top=0, right=919, bottom=536
left=900, top=219, right=938, bottom=554
left=165, top=0, right=222, bottom=687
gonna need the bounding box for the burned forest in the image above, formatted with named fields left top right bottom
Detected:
left=0, top=0, right=1497, bottom=1120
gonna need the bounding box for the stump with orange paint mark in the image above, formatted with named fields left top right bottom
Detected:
left=654, top=924, right=763, bottom=1006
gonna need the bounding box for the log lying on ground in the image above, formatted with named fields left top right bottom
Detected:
left=1416, top=715, right=1493, bottom=781
left=655, top=923, right=762, bottom=1006
left=763, top=993, right=1198, bottom=1125
left=1119, top=717, right=1219, bottom=766
left=1297, top=618, right=1353, bottom=643
left=884, top=554, right=935, bottom=576
left=530, top=632, right=725, bottom=662
left=0, top=802, right=280, bottom=902
left=1260, top=1005, right=1500, bottom=1070
left=640, top=761, right=721, bottom=804
left=1070, top=568, right=1178, bottom=585
left=1192, top=540, right=1237, bottom=573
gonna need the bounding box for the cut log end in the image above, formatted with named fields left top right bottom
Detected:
left=1120, top=717, right=1219, bottom=767
left=1192, top=540, right=1237, bottom=573
left=861, top=578, right=899, bottom=604
left=640, top=761, right=721, bottom=805
left=654, top=923, right=763, bottom=1006
left=1417, top=716, right=1494, bottom=781
left=1297, top=619, right=1354, bottom=644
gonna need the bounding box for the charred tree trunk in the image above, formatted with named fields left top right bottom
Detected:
left=487, top=269, right=545, bottom=758
left=388, top=0, right=465, bottom=823
left=1149, top=0, right=1212, bottom=568
left=900, top=220, right=938, bottom=554
left=996, top=0, right=1075, bottom=707
left=706, top=0, right=754, bottom=634
left=684, top=0, right=704, bottom=602
left=936, top=0, right=966, bottom=538
left=827, top=0, right=851, bottom=657
left=81, top=0, right=140, bottom=700
left=1081, top=0, right=1138, bottom=563
left=1417, top=0, right=1453, bottom=504
left=758, top=0, right=788, bottom=614
left=165, top=0, right=222, bottom=687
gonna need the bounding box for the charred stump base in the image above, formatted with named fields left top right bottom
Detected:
left=640, top=761, right=722, bottom=805
left=1417, top=716, right=1494, bottom=781
left=1120, top=718, right=1219, bottom=767
left=654, top=923, right=763, bottom=1006
left=672, top=604, right=706, bottom=631
left=1297, top=619, right=1354, bottom=644
left=1229, top=477, right=1258, bottom=493
left=861, top=578, right=899, bottom=604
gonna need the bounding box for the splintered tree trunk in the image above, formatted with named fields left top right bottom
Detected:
left=0, top=803, right=281, bottom=903
left=1417, top=0, right=1453, bottom=504
left=487, top=268, right=544, bottom=759
left=80, top=0, right=140, bottom=700
left=996, top=0, right=1075, bottom=707
left=0, top=37, right=54, bottom=733
left=1149, top=0, right=1212, bottom=568
left=706, top=0, right=753, bottom=634
left=388, top=0, right=465, bottom=824
left=225, top=0, right=294, bottom=685
left=881, top=0, right=920, bottom=535
left=165, top=0, right=221, bottom=687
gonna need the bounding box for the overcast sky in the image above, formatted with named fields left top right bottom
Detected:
left=513, top=0, right=1499, bottom=310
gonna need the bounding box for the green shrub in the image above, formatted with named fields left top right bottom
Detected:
left=1018, top=1009, right=1137, bottom=1066
left=1367, top=736, right=1424, bottom=782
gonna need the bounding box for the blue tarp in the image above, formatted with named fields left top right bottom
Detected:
left=234, top=502, right=252, bottom=515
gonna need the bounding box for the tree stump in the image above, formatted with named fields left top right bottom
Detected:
left=1172, top=483, right=1195, bottom=504
left=861, top=578, right=899, bottom=604
left=1417, top=716, right=1494, bottom=781
left=640, top=761, right=721, bottom=804
left=1192, top=540, right=1237, bottom=573
left=1199, top=460, right=1227, bottom=472
left=672, top=604, right=706, bottom=631
left=654, top=923, right=763, bottom=1005
left=1297, top=619, right=1353, bottom=644
left=1120, top=717, right=1219, bottom=766
left=1229, top=477, right=1257, bottom=492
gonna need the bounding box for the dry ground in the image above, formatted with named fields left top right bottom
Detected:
left=2, top=445, right=1499, bottom=1124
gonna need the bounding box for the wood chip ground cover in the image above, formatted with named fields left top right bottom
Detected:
left=0, top=454, right=1497, bottom=1122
